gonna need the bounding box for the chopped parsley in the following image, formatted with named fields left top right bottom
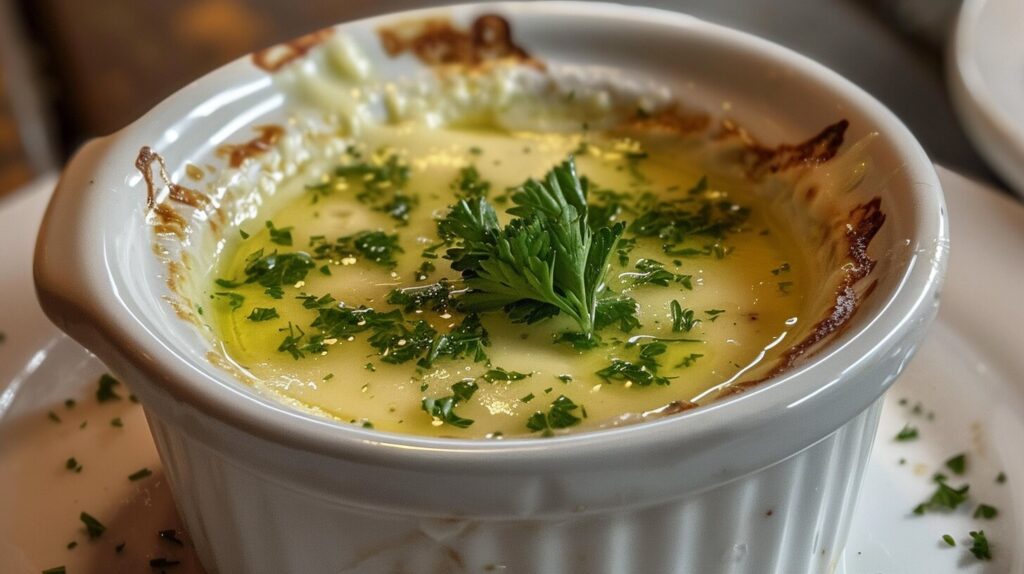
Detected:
left=247, top=307, right=279, bottom=322
left=41, top=567, right=65, bottom=574
left=309, top=230, right=403, bottom=268
left=482, top=367, right=529, bottom=382
left=968, top=530, right=991, bottom=560
left=973, top=503, right=998, bottom=519
left=626, top=258, right=692, bottom=289
left=945, top=453, right=967, bottom=475
left=996, top=471, right=1006, bottom=483
left=704, top=309, right=725, bottom=321
left=80, top=512, right=106, bottom=539
left=675, top=353, right=704, bottom=368
left=912, top=481, right=969, bottom=514
left=414, top=260, right=436, bottom=281
left=418, top=313, right=490, bottom=368
left=158, top=529, right=184, bottom=546
left=422, top=379, right=479, bottom=428
left=596, top=342, right=674, bottom=387
left=128, top=468, right=153, bottom=482
left=65, top=457, right=82, bottom=473
left=526, top=395, right=583, bottom=435
left=387, top=280, right=454, bottom=314
left=265, top=220, right=293, bottom=246
left=214, top=291, right=245, bottom=310
left=452, top=165, right=491, bottom=198
left=942, top=534, right=955, bottom=546
left=110, top=417, right=123, bottom=428
left=894, top=424, right=918, bottom=441
left=96, top=374, right=121, bottom=402
left=670, top=301, right=699, bottom=332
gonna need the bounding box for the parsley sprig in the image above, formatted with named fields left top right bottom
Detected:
left=440, top=158, right=624, bottom=336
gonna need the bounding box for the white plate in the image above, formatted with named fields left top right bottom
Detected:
left=1, top=168, right=1021, bottom=573
left=949, top=0, right=1024, bottom=197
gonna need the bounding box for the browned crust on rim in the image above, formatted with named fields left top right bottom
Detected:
left=721, top=196, right=886, bottom=397
left=745, top=121, right=847, bottom=181
left=618, top=107, right=711, bottom=136
left=378, top=14, right=542, bottom=70
left=253, top=28, right=334, bottom=73
left=217, top=125, right=285, bottom=168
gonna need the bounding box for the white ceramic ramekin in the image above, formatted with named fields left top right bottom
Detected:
left=34, top=3, right=947, bottom=573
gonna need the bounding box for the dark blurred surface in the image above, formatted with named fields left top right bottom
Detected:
left=0, top=0, right=1002, bottom=197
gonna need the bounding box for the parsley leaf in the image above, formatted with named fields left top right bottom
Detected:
left=945, top=453, right=967, bottom=475
left=96, top=374, right=121, bottom=402
left=247, top=307, right=279, bottom=322
left=527, top=395, right=583, bottom=435
left=422, top=379, right=478, bottom=428
left=265, top=220, right=293, bottom=246
left=913, top=481, right=969, bottom=514
left=670, top=300, right=699, bottom=332
left=452, top=165, right=491, bottom=198
left=309, top=231, right=403, bottom=268
left=895, top=424, right=918, bottom=441
left=968, top=530, right=991, bottom=560
left=626, top=258, right=692, bottom=289
left=974, top=503, right=998, bottom=519
left=483, top=367, right=530, bottom=382
left=80, top=512, right=106, bottom=539
left=440, top=158, right=624, bottom=336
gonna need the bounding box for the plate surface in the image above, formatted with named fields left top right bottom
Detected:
left=1, top=167, right=1021, bottom=573
left=949, top=0, right=1024, bottom=196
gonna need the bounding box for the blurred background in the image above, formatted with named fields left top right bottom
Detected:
left=0, top=0, right=998, bottom=197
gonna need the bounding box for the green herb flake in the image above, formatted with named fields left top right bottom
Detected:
left=214, top=291, right=245, bottom=310
left=670, top=300, right=699, bottom=333
left=115, top=542, right=125, bottom=553
left=96, top=374, right=121, bottom=402
left=527, top=395, right=583, bottom=435
left=414, top=260, right=436, bottom=282
left=627, top=258, right=692, bottom=289
left=452, top=165, right=492, bottom=198
left=47, top=411, right=61, bottom=423
left=64, top=399, right=75, bottom=409
left=968, top=530, right=991, bottom=560
left=704, top=309, right=725, bottom=321
left=894, top=424, right=918, bottom=441
left=996, top=471, right=1006, bottom=484
left=265, top=220, right=293, bottom=246
left=912, top=481, right=969, bottom=514
left=973, top=503, right=998, bottom=519
left=80, top=512, right=106, bottom=539
left=422, top=379, right=479, bottom=428
left=520, top=393, right=535, bottom=403
left=945, top=453, right=967, bottom=475
left=942, top=534, right=955, bottom=547
left=246, top=307, right=279, bottom=322
left=557, top=374, right=573, bottom=383
left=110, top=417, right=123, bottom=428
left=158, top=529, right=184, bottom=546
left=65, top=457, right=81, bottom=472
left=239, top=229, right=250, bottom=239
left=128, top=468, right=153, bottom=482
left=41, top=567, right=66, bottom=574
left=482, top=367, right=529, bottom=383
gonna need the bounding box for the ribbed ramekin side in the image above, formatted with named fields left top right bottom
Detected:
left=145, top=398, right=882, bottom=574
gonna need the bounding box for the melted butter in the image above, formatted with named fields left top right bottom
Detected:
left=210, top=123, right=811, bottom=438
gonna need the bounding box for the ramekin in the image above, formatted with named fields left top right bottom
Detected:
left=34, top=3, right=947, bottom=573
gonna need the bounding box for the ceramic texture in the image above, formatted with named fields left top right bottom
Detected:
left=33, top=3, right=947, bottom=573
